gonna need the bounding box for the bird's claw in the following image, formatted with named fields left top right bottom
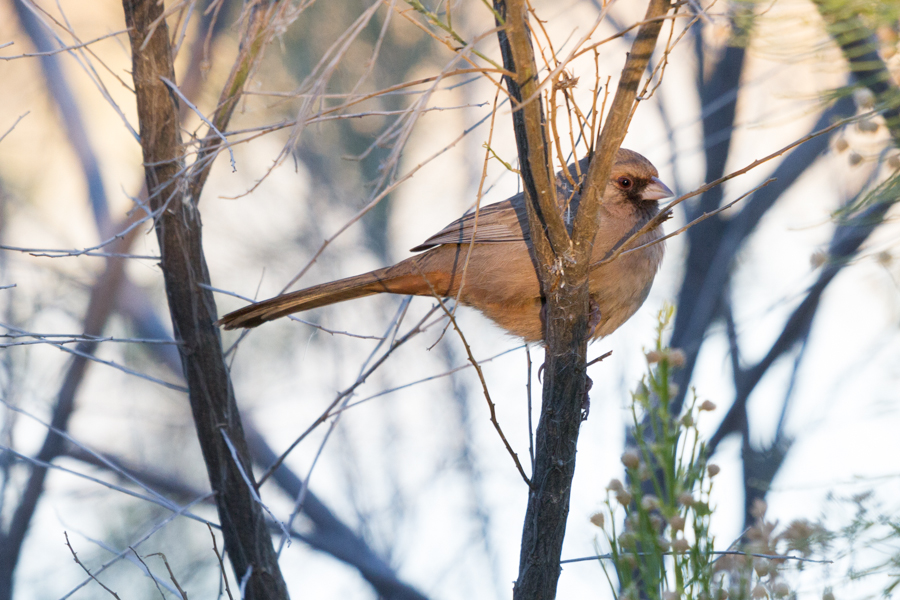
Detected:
left=581, top=376, right=593, bottom=421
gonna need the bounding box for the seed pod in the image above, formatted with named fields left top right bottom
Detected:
left=621, top=449, right=641, bottom=469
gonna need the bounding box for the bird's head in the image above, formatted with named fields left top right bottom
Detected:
left=608, top=148, right=673, bottom=209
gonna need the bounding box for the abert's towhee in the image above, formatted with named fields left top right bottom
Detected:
left=218, top=149, right=672, bottom=342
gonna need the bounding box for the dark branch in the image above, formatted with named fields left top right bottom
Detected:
left=121, top=0, right=288, bottom=597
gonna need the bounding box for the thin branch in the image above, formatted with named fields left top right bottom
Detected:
left=496, top=0, right=567, bottom=263
left=64, top=533, right=121, bottom=599
left=616, top=178, right=775, bottom=259
left=420, top=268, right=532, bottom=487
left=0, top=445, right=210, bottom=525
left=256, top=305, right=441, bottom=487
left=0, top=29, right=129, bottom=60
left=160, top=76, right=235, bottom=171
left=143, top=554, right=189, bottom=600
left=0, top=113, right=29, bottom=145
left=573, top=0, right=672, bottom=255
left=128, top=548, right=172, bottom=600
left=593, top=111, right=872, bottom=269
left=336, top=344, right=524, bottom=413
left=0, top=321, right=187, bottom=391
left=207, top=525, right=235, bottom=600
left=58, top=495, right=214, bottom=599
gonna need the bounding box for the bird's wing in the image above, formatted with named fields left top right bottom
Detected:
left=409, top=199, right=527, bottom=251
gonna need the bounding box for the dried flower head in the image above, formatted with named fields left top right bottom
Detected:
left=646, top=350, right=662, bottom=363
left=751, top=499, right=768, bottom=520
left=854, top=87, right=875, bottom=109
left=699, top=400, right=717, bottom=411
left=616, top=490, right=633, bottom=506
left=678, top=492, right=695, bottom=507
left=751, top=584, right=768, bottom=599
left=672, top=538, right=691, bottom=553
left=621, top=449, right=641, bottom=470
left=707, top=464, right=721, bottom=477
left=669, top=515, right=686, bottom=532
left=810, top=250, right=828, bottom=269
left=773, top=582, right=790, bottom=597
left=607, top=478, right=625, bottom=493
left=590, top=512, right=605, bottom=528
left=641, top=495, right=661, bottom=511
left=668, top=348, right=686, bottom=367
left=857, top=118, right=879, bottom=133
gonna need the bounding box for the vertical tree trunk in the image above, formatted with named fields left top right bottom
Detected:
left=121, top=1, right=289, bottom=597
left=493, top=1, right=671, bottom=597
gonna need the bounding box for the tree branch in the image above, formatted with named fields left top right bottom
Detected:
left=493, top=2, right=671, bottom=598
left=572, top=0, right=672, bottom=255
left=121, top=1, right=288, bottom=597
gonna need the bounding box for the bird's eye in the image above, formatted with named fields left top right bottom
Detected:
left=616, top=176, right=633, bottom=190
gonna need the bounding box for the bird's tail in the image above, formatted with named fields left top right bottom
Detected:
left=217, top=261, right=439, bottom=329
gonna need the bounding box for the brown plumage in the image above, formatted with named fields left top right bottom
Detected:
left=218, top=149, right=672, bottom=342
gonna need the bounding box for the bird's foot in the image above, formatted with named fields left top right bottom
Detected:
left=581, top=376, right=593, bottom=421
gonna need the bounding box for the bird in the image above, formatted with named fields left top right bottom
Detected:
left=218, top=149, right=672, bottom=343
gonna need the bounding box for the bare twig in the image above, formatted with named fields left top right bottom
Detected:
left=208, top=524, right=235, bottom=600
left=617, top=178, right=776, bottom=259
left=64, top=533, right=122, bottom=599
left=256, top=305, right=441, bottom=487
left=59, top=495, right=214, bottom=600
left=593, top=110, right=872, bottom=269
left=420, top=270, right=532, bottom=487
left=128, top=548, right=168, bottom=600
left=144, top=553, right=189, bottom=600
left=335, top=344, right=525, bottom=413
left=0, top=29, right=128, bottom=60
left=0, top=113, right=29, bottom=145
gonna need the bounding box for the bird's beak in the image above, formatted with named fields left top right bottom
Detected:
left=642, top=176, right=674, bottom=201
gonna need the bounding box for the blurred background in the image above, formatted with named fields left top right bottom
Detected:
left=1, top=0, right=899, bottom=598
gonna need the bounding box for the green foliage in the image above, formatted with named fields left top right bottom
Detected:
left=591, top=307, right=841, bottom=600
left=595, top=306, right=720, bottom=600
left=827, top=491, right=900, bottom=596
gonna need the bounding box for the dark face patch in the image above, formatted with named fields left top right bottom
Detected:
left=626, top=178, right=660, bottom=220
